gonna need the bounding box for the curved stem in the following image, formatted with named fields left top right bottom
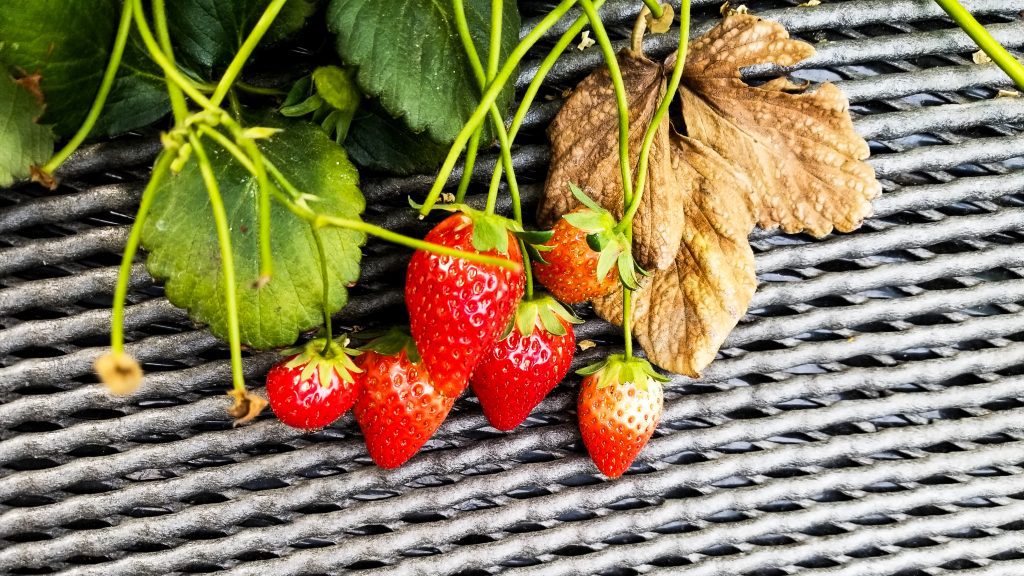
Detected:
left=452, top=0, right=520, bottom=217
left=188, top=132, right=246, bottom=392
left=152, top=0, right=188, bottom=123
left=935, top=0, right=1024, bottom=89
left=419, top=0, right=578, bottom=216
left=311, top=224, right=334, bottom=356
left=210, top=0, right=288, bottom=107
left=455, top=127, right=483, bottom=204
left=42, top=0, right=133, bottom=173
left=640, top=0, right=663, bottom=19
left=520, top=239, right=534, bottom=299
left=579, top=0, right=633, bottom=208
left=109, top=151, right=175, bottom=353
left=131, top=0, right=215, bottom=109
left=620, top=0, right=689, bottom=228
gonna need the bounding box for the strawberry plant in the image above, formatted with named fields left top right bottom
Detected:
left=1, top=0, right=1020, bottom=475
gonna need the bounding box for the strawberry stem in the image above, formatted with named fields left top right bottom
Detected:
left=640, top=0, right=664, bottom=19
left=188, top=132, right=247, bottom=392
left=934, top=0, right=1024, bottom=89
left=209, top=0, right=288, bottom=107
left=310, top=223, right=334, bottom=357
left=131, top=0, right=216, bottom=110
left=418, top=0, right=577, bottom=216
left=151, top=0, right=188, bottom=124
left=619, top=1, right=690, bottom=229
left=454, top=127, right=483, bottom=204
left=41, top=0, right=133, bottom=174
left=109, top=151, right=175, bottom=355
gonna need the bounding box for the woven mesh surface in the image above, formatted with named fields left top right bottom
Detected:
left=2, top=0, right=1024, bottom=574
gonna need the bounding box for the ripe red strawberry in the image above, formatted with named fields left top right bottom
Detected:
left=577, top=355, right=667, bottom=478
left=533, top=208, right=618, bottom=304
left=353, top=330, right=455, bottom=468
left=405, top=211, right=525, bottom=397
left=470, top=295, right=580, bottom=430
left=266, top=336, right=363, bottom=431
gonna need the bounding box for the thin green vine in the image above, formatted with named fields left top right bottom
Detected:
left=152, top=0, right=188, bottom=123
left=209, top=0, right=288, bottom=107
left=41, top=0, right=134, bottom=173
left=935, top=0, right=1024, bottom=89
left=310, top=223, right=334, bottom=356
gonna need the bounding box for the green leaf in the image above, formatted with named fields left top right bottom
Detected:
left=326, top=0, right=520, bottom=143
left=142, top=118, right=366, bottom=349
left=0, top=75, right=54, bottom=187
left=313, top=66, right=360, bottom=113
left=471, top=214, right=509, bottom=255
left=0, top=1, right=170, bottom=138
left=344, top=105, right=448, bottom=175
left=167, top=0, right=316, bottom=78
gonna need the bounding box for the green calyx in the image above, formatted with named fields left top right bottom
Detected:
left=576, top=353, right=669, bottom=391
left=564, top=183, right=647, bottom=290
left=281, top=334, right=363, bottom=386
left=511, top=294, right=583, bottom=338
left=356, top=327, right=422, bottom=364
left=407, top=199, right=552, bottom=258
left=280, top=66, right=361, bottom=143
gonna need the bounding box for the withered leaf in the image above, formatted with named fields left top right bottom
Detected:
left=680, top=13, right=880, bottom=237
left=593, top=137, right=757, bottom=377
left=538, top=49, right=685, bottom=271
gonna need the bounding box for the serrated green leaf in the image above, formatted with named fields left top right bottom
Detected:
left=0, top=75, right=54, bottom=187
left=344, top=105, right=448, bottom=175
left=326, top=0, right=520, bottom=144
left=166, top=0, right=316, bottom=78
left=142, top=118, right=366, bottom=349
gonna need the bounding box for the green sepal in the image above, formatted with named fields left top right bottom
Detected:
left=281, top=334, right=364, bottom=386
left=586, top=232, right=607, bottom=253
left=617, top=251, right=641, bottom=291
left=357, top=327, right=421, bottom=364
left=563, top=210, right=609, bottom=234
left=471, top=214, right=510, bottom=256
left=596, top=244, right=621, bottom=285
left=514, top=294, right=582, bottom=338
left=282, top=76, right=313, bottom=109
left=525, top=243, right=550, bottom=266
left=577, top=354, right=669, bottom=391
left=538, top=305, right=566, bottom=337
left=281, top=94, right=324, bottom=117
left=513, top=229, right=554, bottom=245
left=568, top=182, right=604, bottom=213
left=515, top=301, right=540, bottom=338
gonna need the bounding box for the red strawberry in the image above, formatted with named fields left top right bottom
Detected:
left=470, top=295, right=580, bottom=430
left=354, top=330, right=455, bottom=468
left=266, top=336, right=363, bottom=431
left=577, top=355, right=667, bottom=478
left=533, top=208, right=617, bottom=304
left=405, top=211, right=525, bottom=397
left=534, top=184, right=642, bottom=304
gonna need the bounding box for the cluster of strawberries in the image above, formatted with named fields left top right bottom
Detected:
left=266, top=207, right=665, bottom=478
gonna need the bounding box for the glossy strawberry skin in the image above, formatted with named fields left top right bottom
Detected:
left=533, top=210, right=617, bottom=304
left=354, top=350, right=455, bottom=468
left=470, top=317, right=575, bottom=431
left=578, top=376, right=663, bottom=478
left=405, top=213, right=525, bottom=397
left=266, top=356, right=361, bottom=431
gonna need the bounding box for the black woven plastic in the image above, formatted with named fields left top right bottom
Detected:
left=2, top=1, right=1024, bottom=574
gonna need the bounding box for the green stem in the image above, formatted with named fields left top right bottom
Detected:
left=455, top=127, right=483, bottom=203
left=419, top=0, right=578, bottom=216
left=934, top=0, right=1024, bottom=89
left=452, top=0, right=520, bottom=217
left=579, top=0, right=633, bottom=208
left=131, top=0, right=216, bottom=109
left=110, top=151, right=174, bottom=353
left=152, top=0, right=188, bottom=123
left=640, top=0, right=663, bottom=19
left=619, top=0, right=689, bottom=228
left=311, top=223, right=333, bottom=356
left=209, top=0, right=288, bottom=107
left=622, top=289, right=633, bottom=356
left=188, top=132, right=246, bottom=392
left=520, top=239, right=534, bottom=299
left=42, top=0, right=133, bottom=173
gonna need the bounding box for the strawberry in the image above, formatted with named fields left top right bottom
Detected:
left=534, top=184, right=642, bottom=304
left=353, top=329, right=455, bottom=468
left=266, top=335, right=363, bottom=431
left=470, top=295, right=580, bottom=430
left=405, top=210, right=525, bottom=397
left=577, top=355, right=667, bottom=478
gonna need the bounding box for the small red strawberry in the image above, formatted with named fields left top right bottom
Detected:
left=470, top=295, right=580, bottom=430
left=534, top=183, right=642, bottom=304
left=405, top=210, right=525, bottom=397
left=266, top=335, right=363, bottom=431
left=577, top=355, right=667, bottom=478
left=353, top=329, right=455, bottom=468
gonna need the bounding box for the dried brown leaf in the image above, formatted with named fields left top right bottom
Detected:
left=538, top=50, right=685, bottom=271
left=680, top=13, right=880, bottom=237
left=593, top=137, right=757, bottom=376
